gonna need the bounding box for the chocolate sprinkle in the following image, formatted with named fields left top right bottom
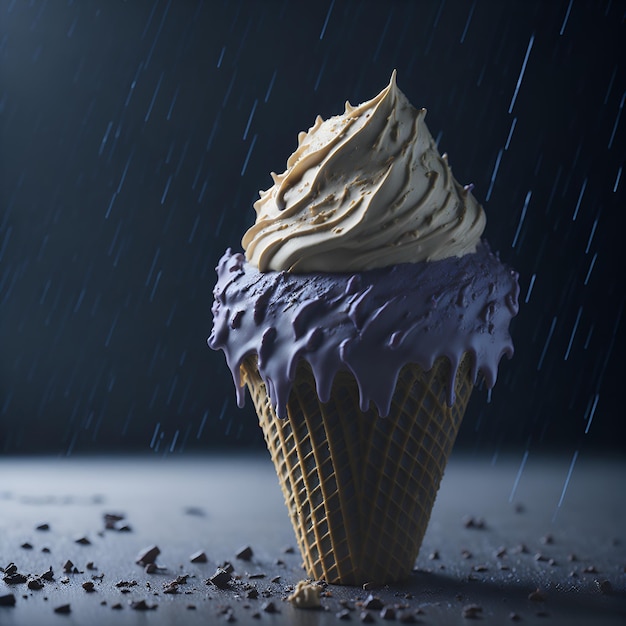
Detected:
left=528, top=589, right=547, bottom=602
left=462, top=603, right=483, bottom=618
left=190, top=550, right=208, bottom=563
left=0, top=593, right=16, bottom=607
left=262, top=601, right=278, bottom=613
left=208, top=568, right=232, bottom=589
left=130, top=599, right=157, bottom=611
left=54, top=604, right=71, bottom=614
left=136, top=546, right=160, bottom=566
left=236, top=546, right=254, bottom=561
left=363, top=594, right=384, bottom=610
left=27, top=579, right=44, bottom=590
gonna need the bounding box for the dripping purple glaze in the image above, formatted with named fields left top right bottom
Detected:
left=209, top=242, right=520, bottom=420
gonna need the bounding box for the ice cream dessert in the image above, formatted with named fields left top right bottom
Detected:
left=209, top=71, right=519, bottom=585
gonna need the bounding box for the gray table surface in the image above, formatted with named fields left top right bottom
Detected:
left=0, top=452, right=624, bottom=625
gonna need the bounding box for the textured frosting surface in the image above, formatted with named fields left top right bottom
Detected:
left=209, top=243, right=519, bottom=419
left=242, top=71, right=486, bottom=272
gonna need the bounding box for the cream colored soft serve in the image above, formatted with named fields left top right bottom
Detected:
left=242, top=71, right=486, bottom=272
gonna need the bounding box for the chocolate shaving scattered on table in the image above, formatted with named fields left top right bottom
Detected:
left=236, top=546, right=254, bottom=561
left=136, top=545, right=160, bottom=566
left=0, top=593, right=16, bottom=607
left=190, top=550, right=208, bottom=563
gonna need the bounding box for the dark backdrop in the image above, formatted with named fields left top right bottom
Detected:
left=1, top=0, right=624, bottom=455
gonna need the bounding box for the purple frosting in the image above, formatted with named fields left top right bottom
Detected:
left=208, top=242, right=519, bottom=419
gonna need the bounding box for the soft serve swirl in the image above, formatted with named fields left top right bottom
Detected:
left=242, top=71, right=486, bottom=272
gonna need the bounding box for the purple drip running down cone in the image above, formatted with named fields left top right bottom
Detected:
left=209, top=241, right=519, bottom=420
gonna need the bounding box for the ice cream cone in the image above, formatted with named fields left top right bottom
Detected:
left=240, top=354, right=474, bottom=585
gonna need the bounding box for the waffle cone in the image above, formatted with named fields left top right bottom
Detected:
left=240, top=354, right=474, bottom=585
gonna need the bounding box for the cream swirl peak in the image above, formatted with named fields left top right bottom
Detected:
left=242, top=71, right=486, bottom=272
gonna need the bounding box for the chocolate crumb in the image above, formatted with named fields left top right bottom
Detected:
left=183, top=505, right=206, bottom=517
left=209, top=568, right=232, bottom=589
left=3, top=564, right=18, bottom=576
left=54, top=604, right=71, bottom=614
left=60, top=577, right=69, bottom=584
left=118, top=525, right=132, bottom=532
left=0, top=593, right=16, bottom=607
left=248, top=572, right=265, bottom=579
left=75, top=537, right=91, bottom=545
left=262, top=601, right=278, bottom=613
left=62, top=560, right=74, bottom=574
left=86, top=562, right=96, bottom=570
left=187, top=604, right=197, bottom=610
left=398, top=612, right=418, bottom=623
left=283, top=546, right=295, bottom=554
left=568, top=553, right=578, bottom=562
left=496, top=546, right=507, bottom=558
left=136, top=545, right=160, bottom=566
left=363, top=594, right=384, bottom=610
left=534, top=553, right=548, bottom=562
left=270, top=575, right=281, bottom=583
left=3, top=573, right=27, bottom=585
left=461, top=549, right=473, bottom=559
left=20, top=543, right=33, bottom=550
left=541, top=533, right=554, bottom=545
left=236, top=546, right=254, bottom=561
left=190, top=551, right=208, bottom=563
left=462, top=515, right=486, bottom=529
left=104, top=513, right=125, bottom=530
left=130, top=599, right=157, bottom=611
left=40, top=567, right=54, bottom=582
left=509, top=611, right=521, bottom=621
left=41, top=547, right=51, bottom=553
left=111, top=602, right=123, bottom=610
left=429, top=550, right=440, bottom=560
left=27, top=579, right=44, bottom=590
left=462, top=603, right=483, bottom=619
left=337, top=608, right=351, bottom=620
left=380, top=606, right=396, bottom=619
left=246, top=588, right=259, bottom=599
left=145, top=563, right=157, bottom=574
left=219, top=561, right=235, bottom=574
left=360, top=611, right=375, bottom=623
left=36, top=523, right=50, bottom=531
left=582, top=565, right=598, bottom=573
left=528, top=589, right=546, bottom=602
left=596, top=579, right=613, bottom=594
left=512, top=543, right=529, bottom=554
left=472, top=564, right=488, bottom=572
left=82, top=581, right=95, bottom=593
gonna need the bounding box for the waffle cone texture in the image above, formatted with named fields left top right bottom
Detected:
left=241, top=354, right=474, bottom=585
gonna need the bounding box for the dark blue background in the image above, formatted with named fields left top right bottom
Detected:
left=1, top=0, right=624, bottom=454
